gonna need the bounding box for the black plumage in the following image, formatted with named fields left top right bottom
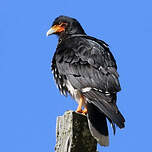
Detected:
left=47, top=16, right=125, bottom=146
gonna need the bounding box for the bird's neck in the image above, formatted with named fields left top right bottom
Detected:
left=58, top=32, right=86, bottom=43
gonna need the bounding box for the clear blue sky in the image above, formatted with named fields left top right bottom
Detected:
left=1, top=0, right=152, bottom=152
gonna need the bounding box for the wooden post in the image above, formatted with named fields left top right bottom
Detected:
left=55, top=110, right=97, bottom=152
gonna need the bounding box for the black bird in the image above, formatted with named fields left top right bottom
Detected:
left=47, top=16, right=125, bottom=146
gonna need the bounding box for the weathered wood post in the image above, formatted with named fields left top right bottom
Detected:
left=55, top=110, right=97, bottom=152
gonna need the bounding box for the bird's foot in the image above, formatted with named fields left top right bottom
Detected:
left=76, top=96, right=87, bottom=115
left=76, top=108, right=83, bottom=113
left=76, top=108, right=87, bottom=115
left=82, top=108, right=88, bottom=115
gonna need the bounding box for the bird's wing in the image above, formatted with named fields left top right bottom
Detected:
left=54, top=35, right=121, bottom=93
left=52, top=35, right=125, bottom=128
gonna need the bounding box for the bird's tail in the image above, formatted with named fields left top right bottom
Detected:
left=83, top=89, right=125, bottom=128
left=86, top=99, right=125, bottom=146
left=83, top=89, right=125, bottom=146
left=87, top=102, right=109, bottom=146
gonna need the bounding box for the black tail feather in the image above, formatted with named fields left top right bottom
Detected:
left=87, top=102, right=109, bottom=146
left=83, top=89, right=125, bottom=129
left=87, top=102, right=108, bottom=136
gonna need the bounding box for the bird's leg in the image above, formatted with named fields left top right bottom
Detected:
left=76, top=96, right=84, bottom=113
left=76, top=96, right=88, bottom=115
left=82, top=106, right=88, bottom=115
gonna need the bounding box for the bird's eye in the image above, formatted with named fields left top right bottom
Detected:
left=59, top=22, right=67, bottom=27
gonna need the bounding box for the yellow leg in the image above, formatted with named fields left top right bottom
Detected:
left=76, top=96, right=88, bottom=115
left=76, top=96, right=84, bottom=113
left=82, top=107, right=88, bottom=115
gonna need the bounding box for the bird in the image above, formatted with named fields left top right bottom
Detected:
left=47, top=15, right=125, bottom=146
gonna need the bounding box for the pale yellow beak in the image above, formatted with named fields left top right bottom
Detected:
left=46, top=25, right=65, bottom=36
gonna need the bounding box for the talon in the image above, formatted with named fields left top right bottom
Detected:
left=76, top=109, right=83, bottom=113
left=75, top=96, right=84, bottom=113
left=82, top=108, right=88, bottom=115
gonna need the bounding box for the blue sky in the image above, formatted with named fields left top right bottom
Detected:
left=1, top=0, right=152, bottom=152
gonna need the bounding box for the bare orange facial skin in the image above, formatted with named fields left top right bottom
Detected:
left=51, top=23, right=67, bottom=33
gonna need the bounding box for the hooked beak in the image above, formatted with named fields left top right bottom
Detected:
left=46, top=25, right=65, bottom=36
left=46, top=28, right=56, bottom=36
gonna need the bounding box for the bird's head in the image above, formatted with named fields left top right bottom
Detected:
left=46, top=16, right=86, bottom=37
